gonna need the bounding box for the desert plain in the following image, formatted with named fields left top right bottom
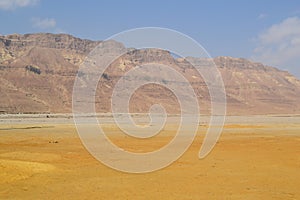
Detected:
left=0, top=114, right=299, bottom=199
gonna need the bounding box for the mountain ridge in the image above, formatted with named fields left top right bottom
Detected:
left=0, top=33, right=299, bottom=114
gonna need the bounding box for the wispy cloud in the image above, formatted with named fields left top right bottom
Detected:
left=31, top=17, right=66, bottom=33
left=257, top=13, right=268, bottom=20
left=32, top=17, right=56, bottom=29
left=0, top=0, right=39, bottom=10
left=252, top=17, right=300, bottom=77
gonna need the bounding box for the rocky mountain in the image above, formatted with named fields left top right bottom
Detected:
left=0, top=33, right=299, bottom=115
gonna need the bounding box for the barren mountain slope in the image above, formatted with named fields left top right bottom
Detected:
left=0, top=33, right=299, bottom=114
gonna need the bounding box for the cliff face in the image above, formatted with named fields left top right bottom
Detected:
left=215, top=57, right=300, bottom=114
left=0, top=33, right=299, bottom=114
left=0, top=33, right=98, bottom=53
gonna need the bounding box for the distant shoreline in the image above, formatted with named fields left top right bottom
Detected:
left=1, top=114, right=300, bottom=126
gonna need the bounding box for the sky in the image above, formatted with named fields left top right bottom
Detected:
left=0, top=0, right=299, bottom=78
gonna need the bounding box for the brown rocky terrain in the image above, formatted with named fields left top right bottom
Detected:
left=0, top=33, right=299, bottom=114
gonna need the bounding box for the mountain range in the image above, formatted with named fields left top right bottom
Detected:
left=0, top=33, right=299, bottom=115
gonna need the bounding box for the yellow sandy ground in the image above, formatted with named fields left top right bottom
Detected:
left=0, top=121, right=299, bottom=199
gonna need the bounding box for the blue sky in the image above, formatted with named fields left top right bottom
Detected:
left=0, top=0, right=299, bottom=78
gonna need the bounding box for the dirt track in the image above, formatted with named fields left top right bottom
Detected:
left=0, top=116, right=299, bottom=199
